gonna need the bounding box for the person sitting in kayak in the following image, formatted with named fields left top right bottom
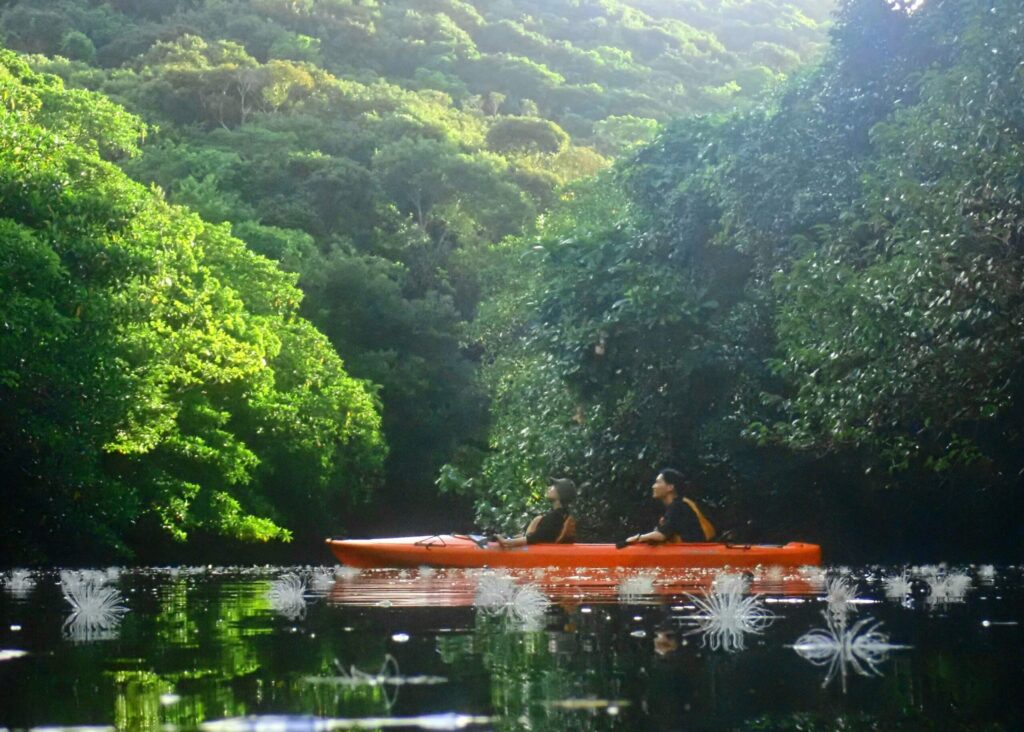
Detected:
left=497, top=478, right=577, bottom=547
left=619, top=468, right=715, bottom=547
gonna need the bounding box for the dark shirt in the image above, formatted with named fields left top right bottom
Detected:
left=526, top=507, right=569, bottom=544
left=655, top=496, right=704, bottom=542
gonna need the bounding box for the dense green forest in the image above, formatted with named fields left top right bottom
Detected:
left=458, top=0, right=1024, bottom=560
left=2, top=0, right=1021, bottom=563
left=1, top=0, right=833, bottom=561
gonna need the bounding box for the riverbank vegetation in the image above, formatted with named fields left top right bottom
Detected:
left=458, top=0, right=1024, bottom=560
left=3, top=0, right=1021, bottom=563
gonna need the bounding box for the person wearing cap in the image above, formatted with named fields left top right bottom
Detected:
left=619, top=468, right=715, bottom=547
left=497, top=478, right=578, bottom=547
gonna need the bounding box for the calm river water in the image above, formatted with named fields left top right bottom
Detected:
left=0, top=564, right=1020, bottom=731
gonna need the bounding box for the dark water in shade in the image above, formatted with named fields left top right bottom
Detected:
left=0, top=564, right=1021, bottom=731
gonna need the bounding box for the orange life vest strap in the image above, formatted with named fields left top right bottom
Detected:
left=555, top=516, right=577, bottom=544
left=682, top=497, right=716, bottom=541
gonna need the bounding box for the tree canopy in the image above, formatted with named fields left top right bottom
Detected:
left=0, top=0, right=834, bottom=552
left=0, top=50, right=384, bottom=561
left=457, top=0, right=1024, bottom=560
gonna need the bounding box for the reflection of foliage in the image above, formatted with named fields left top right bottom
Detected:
left=443, top=606, right=641, bottom=732
left=471, top=615, right=568, bottom=731
left=106, top=573, right=395, bottom=727
left=792, top=612, right=908, bottom=692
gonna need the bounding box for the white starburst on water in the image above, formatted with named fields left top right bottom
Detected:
left=684, top=572, right=775, bottom=653
left=474, top=573, right=516, bottom=606
left=617, top=573, right=656, bottom=601
left=3, top=569, right=35, bottom=598
left=792, top=612, right=909, bottom=692
left=335, top=565, right=362, bottom=580
left=473, top=574, right=549, bottom=628
left=267, top=573, right=308, bottom=620
left=824, top=576, right=859, bottom=619
left=309, top=567, right=336, bottom=594
left=712, top=572, right=751, bottom=595
left=883, top=571, right=913, bottom=602
left=799, top=566, right=827, bottom=584
left=303, top=654, right=447, bottom=711
left=417, top=565, right=437, bottom=579
left=762, top=565, right=785, bottom=582
left=60, top=569, right=128, bottom=642
left=925, top=571, right=972, bottom=607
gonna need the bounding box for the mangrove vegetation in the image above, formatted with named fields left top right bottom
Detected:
left=1, top=0, right=1021, bottom=563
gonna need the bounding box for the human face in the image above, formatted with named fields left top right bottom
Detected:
left=652, top=474, right=673, bottom=500
left=546, top=484, right=559, bottom=503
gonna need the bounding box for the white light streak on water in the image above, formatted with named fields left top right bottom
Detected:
left=544, top=699, right=631, bottom=711
left=198, top=713, right=493, bottom=731
left=303, top=654, right=447, bottom=711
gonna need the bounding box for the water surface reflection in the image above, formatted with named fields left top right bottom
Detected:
left=0, top=565, right=1019, bottom=731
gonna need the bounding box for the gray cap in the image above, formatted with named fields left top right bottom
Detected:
left=549, top=477, right=577, bottom=504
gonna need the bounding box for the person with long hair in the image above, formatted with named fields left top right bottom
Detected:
left=497, top=478, right=578, bottom=547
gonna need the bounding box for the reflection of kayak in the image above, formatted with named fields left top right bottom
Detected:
left=327, top=535, right=821, bottom=569
left=326, top=567, right=824, bottom=607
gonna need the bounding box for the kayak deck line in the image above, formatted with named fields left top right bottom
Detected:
left=326, top=535, right=822, bottom=569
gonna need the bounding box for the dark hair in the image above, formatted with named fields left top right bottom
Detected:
left=549, top=478, right=577, bottom=506
left=658, top=468, right=686, bottom=492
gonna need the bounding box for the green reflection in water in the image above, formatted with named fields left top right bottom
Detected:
left=3, top=569, right=1021, bottom=731
left=438, top=610, right=632, bottom=731
left=103, top=576, right=389, bottom=730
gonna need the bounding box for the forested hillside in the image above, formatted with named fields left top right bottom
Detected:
left=1, top=0, right=833, bottom=560
left=463, top=0, right=1024, bottom=561
left=0, top=50, right=384, bottom=561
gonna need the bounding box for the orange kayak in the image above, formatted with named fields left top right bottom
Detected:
left=327, top=535, right=822, bottom=569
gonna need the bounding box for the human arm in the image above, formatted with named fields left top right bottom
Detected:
left=497, top=514, right=545, bottom=548
left=497, top=535, right=528, bottom=548
left=624, top=529, right=668, bottom=545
